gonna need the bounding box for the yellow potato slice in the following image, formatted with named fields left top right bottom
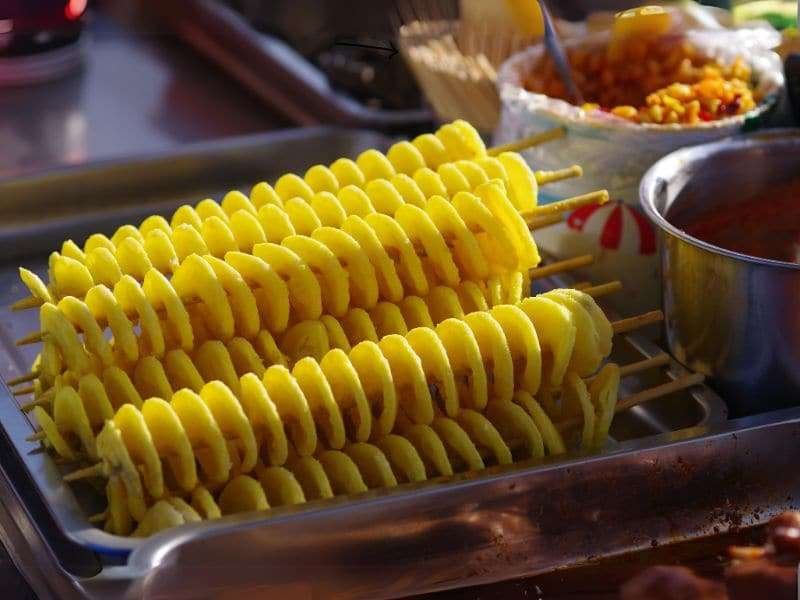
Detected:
left=253, top=243, right=322, bottom=322
left=77, top=374, right=114, bottom=429
left=330, top=158, right=366, bottom=188
left=456, top=281, right=489, bottom=314
left=454, top=160, right=489, bottom=188
left=40, top=302, right=91, bottom=375
left=369, top=302, right=408, bottom=337
left=366, top=212, right=428, bottom=296
left=239, top=373, right=288, bottom=467
left=562, top=372, right=595, bottom=450
left=170, top=205, right=203, bottom=231
left=320, top=349, right=371, bottom=442
left=456, top=409, right=512, bottom=466
left=548, top=289, right=613, bottom=358
left=475, top=180, right=540, bottom=270
left=413, top=167, right=448, bottom=199
left=425, top=196, right=489, bottom=281
left=220, top=190, right=256, bottom=216
left=202, top=255, right=260, bottom=339
left=172, top=254, right=234, bottom=341
left=452, top=191, right=519, bottom=274
left=318, top=450, right=367, bottom=495
left=439, top=119, right=486, bottom=159
left=85, top=247, right=123, bottom=288
left=19, top=267, right=51, bottom=304
left=141, top=397, right=198, bottom=493
left=171, top=388, right=232, bottom=486
left=490, top=305, right=541, bottom=396
left=337, top=185, right=374, bottom=217
left=280, top=320, right=330, bottom=363
left=365, top=179, right=405, bottom=215
left=60, top=239, right=85, bottom=262
left=286, top=455, right=333, bottom=500
left=437, top=163, right=470, bottom=196
left=387, top=140, right=426, bottom=175
left=425, top=286, right=464, bottom=324
left=194, top=340, right=240, bottom=395
left=412, top=133, right=448, bottom=169
left=342, top=215, right=403, bottom=303
left=195, top=199, right=229, bottom=223
left=378, top=334, right=434, bottom=425
left=218, top=475, right=269, bottom=515
left=292, top=357, right=346, bottom=450
left=143, top=229, right=179, bottom=275
left=312, top=227, right=379, bottom=310
left=132, top=501, right=184, bottom=538
left=589, top=363, right=620, bottom=449
left=257, top=465, right=306, bottom=506
left=200, top=215, right=237, bottom=257
left=49, top=253, right=93, bottom=299
left=310, top=191, right=346, bottom=227
left=283, top=235, right=350, bottom=317
left=262, top=365, right=317, bottom=457
left=540, top=291, right=603, bottom=377
left=105, top=478, right=133, bottom=536
left=400, top=295, right=434, bottom=329
left=33, top=406, right=76, bottom=460
left=228, top=209, right=266, bottom=253
left=356, top=149, right=396, bottom=181
left=57, top=296, right=113, bottom=367
left=250, top=182, right=283, bottom=209
left=406, top=327, right=459, bottom=417
left=304, top=165, right=339, bottom=194
left=435, top=318, right=487, bottom=411
left=256, top=204, right=296, bottom=243
left=133, top=355, right=173, bottom=400
left=486, top=399, right=544, bottom=460
left=463, top=312, right=514, bottom=403
left=401, top=423, right=453, bottom=477
left=103, top=366, right=143, bottom=410
left=141, top=269, right=192, bottom=352
left=374, top=434, right=427, bottom=483
left=226, top=337, right=266, bottom=377
left=191, top=485, right=222, bottom=519
left=497, top=151, right=537, bottom=212
left=274, top=173, right=314, bottom=202
left=171, top=223, right=209, bottom=261
left=114, top=403, right=164, bottom=499
left=349, top=341, right=397, bottom=438
left=396, top=204, right=460, bottom=288
left=390, top=174, right=427, bottom=207
left=225, top=251, right=290, bottom=335
left=512, top=390, right=566, bottom=456
left=430, top=417, right=483, bottom=472
left=200, top=381, right=258, bottom=473
left=253, top=330, right=289, bottom=368
left=283, top=197, right=322, bottom=236
left=518, top=296, right=576, bottom=389
left=343, top=443, right=397, bottom=488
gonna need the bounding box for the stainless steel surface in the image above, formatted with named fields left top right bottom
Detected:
left=640, top=129, right=800, bottom=418
left=0, top=11, right=282, bottom=179
left=538, top=0, right=583, bottom=105
left=143, top=0, right=431, bottom=129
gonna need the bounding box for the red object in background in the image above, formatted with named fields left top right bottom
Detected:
left=0, top=0, right=85, bottom=57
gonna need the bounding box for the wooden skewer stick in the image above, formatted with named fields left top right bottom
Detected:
left=611, top=310, right=664, bottom=335
left=7, top=370, right=41, bottom=386
left=524, top=190, right=609, bottom=220
left=529, top=213, right=564, bottom=230
left=10, top=296, right=43, bottom=311
left=535, top=165, right=583, bottom=185
left=572, top=281, right=591, bottom=290
left=88, top=512, right=107, bottom=524
left=529, top=254, right=593, bottom=279
left=487, top=127, right=566, bottom=155
left=26, top=431, right=46, bottom=442
left=12, top=386, right=35, bottom=396
left=16, top=331, right=46, bottom=346
left=581, top=281, right=623, bottom=299
left=63, top=463, right=104, bottom=482
left=20, top=389, right=55, bottom=413
left=618, top=353, right=670, bottom=378
left=556, top=373, right=705, bottom=431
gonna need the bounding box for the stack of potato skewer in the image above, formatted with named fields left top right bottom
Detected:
left=7, top=120, right=694, bottom=538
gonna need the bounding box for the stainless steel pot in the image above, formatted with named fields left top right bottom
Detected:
left=640, top=129, right=800, bottom=417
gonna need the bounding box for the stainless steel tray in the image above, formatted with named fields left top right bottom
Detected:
left=0, top=128, right=789, bottom=600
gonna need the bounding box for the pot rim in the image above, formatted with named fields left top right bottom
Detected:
left=639, top=128, right=800, bottom=271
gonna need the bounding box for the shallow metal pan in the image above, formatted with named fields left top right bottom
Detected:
left=0, top=129, right=759, bottom=599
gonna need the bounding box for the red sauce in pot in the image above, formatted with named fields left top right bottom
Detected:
left=671, top=181, right=800, bottom=264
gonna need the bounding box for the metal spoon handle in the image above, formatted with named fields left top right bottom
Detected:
left=538, top=0, right=583, bottom=105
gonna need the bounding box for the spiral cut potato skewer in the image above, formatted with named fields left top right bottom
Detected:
left=39, top=360, right=618, bottom=537
left=27, top=287, right=624, bottom=460
left=20, top=282, right=632, bottom=428
left=12, top=167, right=606, bottom=314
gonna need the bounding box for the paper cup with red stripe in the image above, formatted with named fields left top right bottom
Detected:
left=535, top=200, right=661, bottom=316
